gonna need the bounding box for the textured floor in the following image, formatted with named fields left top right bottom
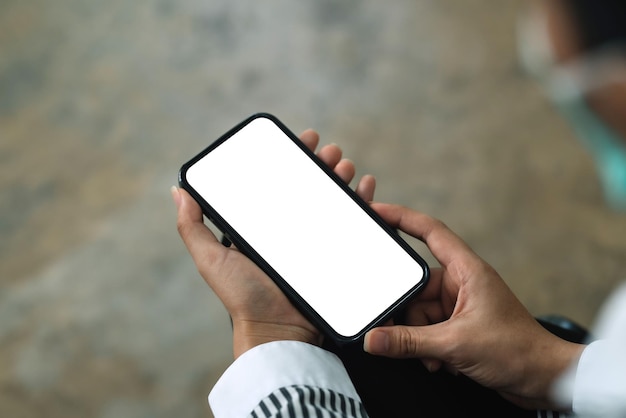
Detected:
left=1, top=1, right=625, bottom=417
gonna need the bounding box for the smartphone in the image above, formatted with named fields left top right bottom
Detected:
left=178, top=113, right=429, bottom=344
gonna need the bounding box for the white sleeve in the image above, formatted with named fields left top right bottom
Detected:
left=553, top=283, right=626, bottom=417
left=208, top=341, right=364, bottom=418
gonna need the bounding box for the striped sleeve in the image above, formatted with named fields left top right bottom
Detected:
left=536, top=410, right=572, bottom=418
left=248, top=385, right=368, bottom=418
left=209, top=342, right=365, bottom=418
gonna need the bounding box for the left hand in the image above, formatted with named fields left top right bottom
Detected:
left=173, top=129, right=376, bottom=358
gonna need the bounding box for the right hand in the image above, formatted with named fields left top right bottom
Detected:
left=363, top=203, right=586, bottom=411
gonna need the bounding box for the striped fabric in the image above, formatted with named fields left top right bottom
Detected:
left=248, top=385, right=369, bottom=418
left=537, top=410, right=571, bottom=418
left=248, top=384, right=570, bottom=418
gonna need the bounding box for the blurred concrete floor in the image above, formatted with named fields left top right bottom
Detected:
left=1, top=1, right=625, bottom=417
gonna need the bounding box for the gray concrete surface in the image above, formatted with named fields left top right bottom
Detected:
left=1, top=1, right=625, bottom=417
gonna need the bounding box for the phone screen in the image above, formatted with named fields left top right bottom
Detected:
left=179, top=114, right=429, bottom=341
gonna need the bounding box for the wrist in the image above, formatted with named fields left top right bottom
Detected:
left=516, top=332, right=586, bottom=410
left=232, top=320, right=322, bottom=359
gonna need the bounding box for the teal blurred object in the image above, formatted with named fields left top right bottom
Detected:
left=518, top=11, right=626, bottom=211
left=555, top=98, right=626, bottom=212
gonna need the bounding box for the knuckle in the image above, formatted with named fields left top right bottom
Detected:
left=430, top=217, right=449, bottom=231
left=176, top=218, right=191, bottom=239
left=396, top=327, right=421, bottom=357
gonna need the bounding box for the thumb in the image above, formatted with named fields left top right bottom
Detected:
left=364, top=324, right=445, bottom=360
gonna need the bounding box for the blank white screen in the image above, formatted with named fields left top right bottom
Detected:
left=185, top=117, right=425, bottom=337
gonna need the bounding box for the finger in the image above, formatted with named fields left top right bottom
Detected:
left=355, top=174, right=376, bottom=202
left=333, top=159, right=356, bottom=184
left=364, top=323, right=448, bottom=360
left=173, top=187, right=225, bottom=271
left=400, top=268, right=456, bottom=324
left=421, top=358, right=443, bottom=373
left=404, top=299, right=447, bottom=326
left=409, top=267, right=445, bottom=301
left=317, top=144, right=342, bottom=169
left=370, top=203, right=476, bottom=267
left=299, top=129, right=320, bottom=152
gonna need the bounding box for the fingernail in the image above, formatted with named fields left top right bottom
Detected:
left=364, top=330, right=389, bottom=354
left=170, top=186, right=181, bottom=208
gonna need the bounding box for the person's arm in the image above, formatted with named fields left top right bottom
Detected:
left=361, top=203, right=586, bottom=411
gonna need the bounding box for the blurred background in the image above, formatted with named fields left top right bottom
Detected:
left=1, top=0, right=625, bottom=417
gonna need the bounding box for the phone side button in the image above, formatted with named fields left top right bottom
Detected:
left=220, top=234, right=232, bottom=247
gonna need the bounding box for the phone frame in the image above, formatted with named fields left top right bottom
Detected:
left=178, top=113, right=429, bottom=344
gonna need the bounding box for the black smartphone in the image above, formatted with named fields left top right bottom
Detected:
left=178, top=113, right=429, bottom=344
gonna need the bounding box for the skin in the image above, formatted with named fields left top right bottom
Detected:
left=173, top=129, right=584, bottom=412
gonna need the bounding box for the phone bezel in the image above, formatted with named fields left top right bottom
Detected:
left=178, top=113, right=430, bottom=344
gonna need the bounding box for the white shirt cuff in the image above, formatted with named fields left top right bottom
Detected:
left=553, top=283, right=626, bottom=417
left=208, top=341, right=360, bottom=418
left=569, top=340, right=626, bottom=416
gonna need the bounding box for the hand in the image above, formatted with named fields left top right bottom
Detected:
left=173, top=129, right=376, bottom=358
left=363, top=203, right=586, bottom=410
